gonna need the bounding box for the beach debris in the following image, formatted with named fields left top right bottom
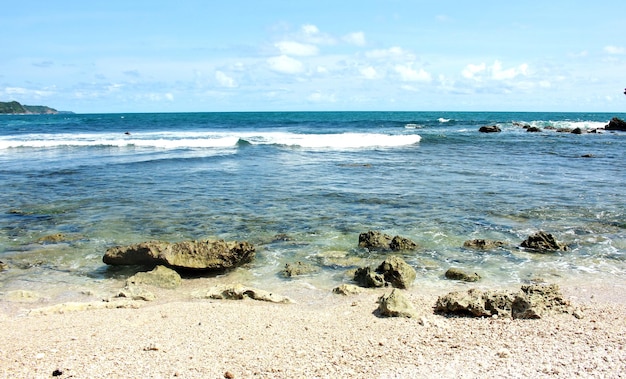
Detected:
left=520, top=231, right=568, bottom=252
left=605, top=117, right=626, bottom=131
left=463, top=239, right=506, bottom=250
left=377, top=289, right=418, bottom=318
left=281, top=261, right=319, bottom=277
left=224, top=371, right=236, bottom=379
left=332, top=283, right=363, bottom=296
left=354, top=256, right=416, bottom=289
left=434, top=284, right=579, bottom=319
left=478, top=125, right=501, bottom=133
left=194, top=284, right=293, bottom=304
left=126, top=265, right=181, bottom=289
left=103, top=239, right=255, bottom=271
left=445, top=268, right=481, bottom=282
left=358, top=230, right=418, bottom=251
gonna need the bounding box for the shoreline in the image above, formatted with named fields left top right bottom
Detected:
left=1, top=279, right=624, bottom=378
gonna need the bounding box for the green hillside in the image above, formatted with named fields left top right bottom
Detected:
left=0, top=100, right=59, bottom=114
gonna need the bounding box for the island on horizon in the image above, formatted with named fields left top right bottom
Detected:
left=0, top=100, right=73, bottom=115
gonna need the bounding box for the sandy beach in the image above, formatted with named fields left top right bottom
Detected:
left=1, top=279, right=624, bottom=379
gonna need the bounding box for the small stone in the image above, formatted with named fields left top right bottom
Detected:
left=52, top=369, right=63, bottom=376
left=224, top=371, right=235, bottom=378
left=497, top=348, right=511, bottom=358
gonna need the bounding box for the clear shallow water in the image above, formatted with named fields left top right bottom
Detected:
left=0, top=112, right=625, bottom=301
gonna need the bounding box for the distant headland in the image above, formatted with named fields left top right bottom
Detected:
left=0, top=100, right=73, bottom=115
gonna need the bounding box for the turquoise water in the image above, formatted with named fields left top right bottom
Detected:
left=0, top=112, right=625, bottom=299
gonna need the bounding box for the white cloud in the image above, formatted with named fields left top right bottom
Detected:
left=343, top=31, right=366, bottom=46
left=604, top=45, right=625, bottom=54
left=394, top=64, right=432, bottom=82
left=365, top=46, right=412, bottom=60
left=215, top=70, right=237, bottom=88
left=491, top=60, right=528, bottom=80
left=4, top=86, right=55, bottom=97
left=360, top=66, right=378, bottom=79
left=462, top=63, right=486, bottom=80
left=462, top=61, right=528, bottom=81
left=267, top=55, right=304, bottom=74
left=275, top=41, right=319, bottom=56
left=300, top=24, right=334, bottom=45
left=301, top=24, right=319, bottom=36
left=308, top=91, right=336, bottom=103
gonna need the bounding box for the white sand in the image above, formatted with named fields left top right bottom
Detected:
left=1, top=280, right=625, bottom=379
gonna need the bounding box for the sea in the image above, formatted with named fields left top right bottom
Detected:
left=1, top=111, right=625, bottom=304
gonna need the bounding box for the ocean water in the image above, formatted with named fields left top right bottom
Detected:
left=0, top=112, right=625, bottom=301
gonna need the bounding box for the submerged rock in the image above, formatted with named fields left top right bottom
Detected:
left=520, top=231, right=567, bottom=252
left=282, top=261, right=319, bottom=277
left=103, top=239, right=255, bottom=271
left=445, top=268, right=481, bottom=282
left=479, top=125, right=501, bottom=133
left=36, top=233, right=68, bottom=244
left=377, top=289, right=418, bottom=318
left=358, top=230, right=418, bottom=251
left=354, top=266, right=385, bottom=288
left=463, top=239, right=506, bottom=250
left=434, top=284, right=577, bottom=319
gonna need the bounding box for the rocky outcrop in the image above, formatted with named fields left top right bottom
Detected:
left=103, top=239, right=255, bottom=271
left=479, top=125, right=501, bottom=133
left=358, top=231, right=418, bottom=251
left=520, top=231, right=567, bottom=252
left=463, top=239, right=506, bottom=250
left=605, top=117, right=626, bottom=131
left=526, top=126, right=542, bottom=132
left=193, top=284, right=292, bottom=303
left=445, top=268, right=481, bottom=282
left=434, top=284, right=580, bottom=319
left=354, top=256, right=416, bottom=289
left=377, top=289, right=418, bottom=318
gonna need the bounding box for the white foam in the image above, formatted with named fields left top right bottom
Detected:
left=438, top=118, right=451, bottom=123
left=0, top=131, right=420, bottom=150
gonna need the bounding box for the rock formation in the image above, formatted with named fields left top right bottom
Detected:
left=103, top=239, right=255, bottom=271
left=445, top=268, right=481, bottom=282
left=605, top=117, right=626, bottom=131
left=520, top=231, right=567, bottom=252
left=194, top=284, right=292, bottom=303
left=354, top=256, right=416, bottom=289
left=479, top=125, right=501, bottom=133
left=358, top=230, right=418, bottom=251
left=377, top=289, right=418, bottom=318
left=434, top=284, right=580, bottom=319
left=463, top=239, right=506, bottom=250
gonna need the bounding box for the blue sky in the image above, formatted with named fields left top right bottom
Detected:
left=1, top=1, right=625, bottom=113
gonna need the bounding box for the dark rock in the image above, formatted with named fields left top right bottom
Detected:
left=605, top=117, right=626, bottom=131
left=479, top=125, right=501, bottom=133
left=520, top=231, right=567, bottom=252
left=389, top=236, right=418, bottom=251
left=571, top=127, right=583, bottom=134
left=377, top=289, right=418, bottom=318
left=434, top=284, right=576, bottom=319
left=354, top=266, right=385, bottom=288
left=581, top=154, right=594, bottom=158
left=445, top=268, right=481, bottom=282
left=103, top=239, right=255, bottom=271
left=282, top=261, right=319, bottom=277
left=376, top=256, right=416, bottom=289
left=463, top=239, right=505, bottom=250
left=358, top=230, right=393, bottom=250
left=358, top=230, right=418, bottom=251
left=526, top=126, right=542, bottom=132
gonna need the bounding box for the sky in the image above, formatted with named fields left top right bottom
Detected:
left=1, top=1, right=625, bottom=113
